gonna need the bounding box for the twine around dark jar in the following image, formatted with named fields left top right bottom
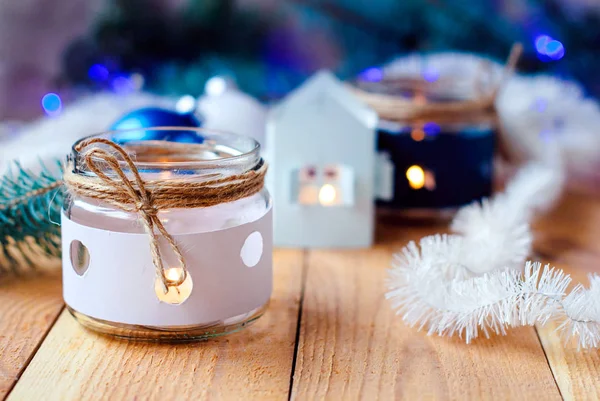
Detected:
left=349, top=44, right=523, bottom=124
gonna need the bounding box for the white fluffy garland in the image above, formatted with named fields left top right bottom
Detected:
left=386, top=161, right=600, bottom=349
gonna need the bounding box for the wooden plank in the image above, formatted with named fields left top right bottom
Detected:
left=533, top=192, right=600, bottom=401
left=291, top=225, right=563, bottom=401
left=0, top=269, right=63, bottom=399
left=8, top=250, right=304, bottom=401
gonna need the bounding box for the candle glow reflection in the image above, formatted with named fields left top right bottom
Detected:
left=318, top=184, right=337, bottom=205
left=406, top=165, right=425, bottom=190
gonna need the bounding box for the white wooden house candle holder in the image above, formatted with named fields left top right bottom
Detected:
left=267, top=71, right=378, bottom=248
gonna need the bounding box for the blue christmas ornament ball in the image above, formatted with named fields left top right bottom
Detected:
left=110, top=107, right=204, bottom=144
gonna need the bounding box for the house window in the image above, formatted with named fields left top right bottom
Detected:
left=292, top=165, right=355, bottom=207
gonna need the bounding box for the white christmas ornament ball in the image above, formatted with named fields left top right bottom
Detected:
left=198, top=91, right=267, bottom=149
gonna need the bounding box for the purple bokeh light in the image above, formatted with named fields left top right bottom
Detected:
left=423, top=122, right=441, bottom=135
left=111, top=75, right=135, bottom=94
left=359, top=67, right=383, bottom=82
left=422, top=67, right=439, bottom=83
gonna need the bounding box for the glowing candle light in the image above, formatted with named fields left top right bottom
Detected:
left=165, top=267, right=185, bottom=284
left=318, top=184, right=337, bottom=205
left=424, top=170, right=436, bottom=190
left=406, top=165, right=425, bottom=189
left=298, top=185, right=319, bottom=205
left=411, top=128, right=425, bottom=142
left=155, top=267, right=193, bottom=305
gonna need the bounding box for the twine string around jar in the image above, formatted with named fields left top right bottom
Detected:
left=350, top=43, right=523, bottom=123
left=63, top=137, right=268, bottom=293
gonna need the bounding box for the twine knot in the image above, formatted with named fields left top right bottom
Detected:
left=63, top=137, right=267, bottom=293
left=135, top=201, right=158, bottom=216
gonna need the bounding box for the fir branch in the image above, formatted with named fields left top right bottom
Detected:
left=0, top=161, right=64, bottom=273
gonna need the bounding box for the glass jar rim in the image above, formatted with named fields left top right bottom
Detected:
left=71, top=127, right=261, bottom=177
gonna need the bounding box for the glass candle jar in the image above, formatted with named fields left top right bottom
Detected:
left=376, top=117, right=495, bottom=214
left=355, top=59, right=499, bottom=217
left=62, top=127, right=272, bottom=341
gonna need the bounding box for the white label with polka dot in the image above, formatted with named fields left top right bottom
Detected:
left=61, top=208, right=272, bottom=326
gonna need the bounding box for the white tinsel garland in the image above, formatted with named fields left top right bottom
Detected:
left=386, top=161, right=600, bottom=349
left=497, top=74, right=600, bottom=180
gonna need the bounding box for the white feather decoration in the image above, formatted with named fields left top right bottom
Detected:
left=387, top=162, right=600, bottom=349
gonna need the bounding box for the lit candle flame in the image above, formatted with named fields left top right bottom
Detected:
left=165, top=267, right=185, bottom=285
left=406, top=165, right=425, bottom=189
left=155, top=267, right=193, bottom=304
left=318, top=184, right=337, bottom=205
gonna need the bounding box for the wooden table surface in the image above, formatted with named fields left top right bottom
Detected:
left=1, top=191, right=600, bottom=400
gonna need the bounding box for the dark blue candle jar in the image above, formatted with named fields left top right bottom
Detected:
left=376, top=119, right=495, bottom=214
left=353, top=61, right=500, bottom=216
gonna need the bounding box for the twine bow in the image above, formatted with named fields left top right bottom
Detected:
left=74, top=138, right=187, bottom=292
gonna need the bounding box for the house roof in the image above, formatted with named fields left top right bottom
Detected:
left=269, top=70, right=378, bottom=129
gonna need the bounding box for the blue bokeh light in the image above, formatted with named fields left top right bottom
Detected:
left=423, top=122, right=441, bottom=135
left=112, top=75, right=135, bottom=94
left=535, top=35, right=551, bottom=52
left=359, top=67, right=383, bottom=82
left=535, top=35, right=565, bottom=61
left=545, top=40, right=565, bottom=60
left=41, top=93, right=62, bottom=116
left=88, top=64, right=109, bottom=81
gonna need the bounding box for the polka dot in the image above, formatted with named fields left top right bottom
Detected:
left=70, top=240, right=90, bottom=276
left=241, top=231, right=263, bottom=268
